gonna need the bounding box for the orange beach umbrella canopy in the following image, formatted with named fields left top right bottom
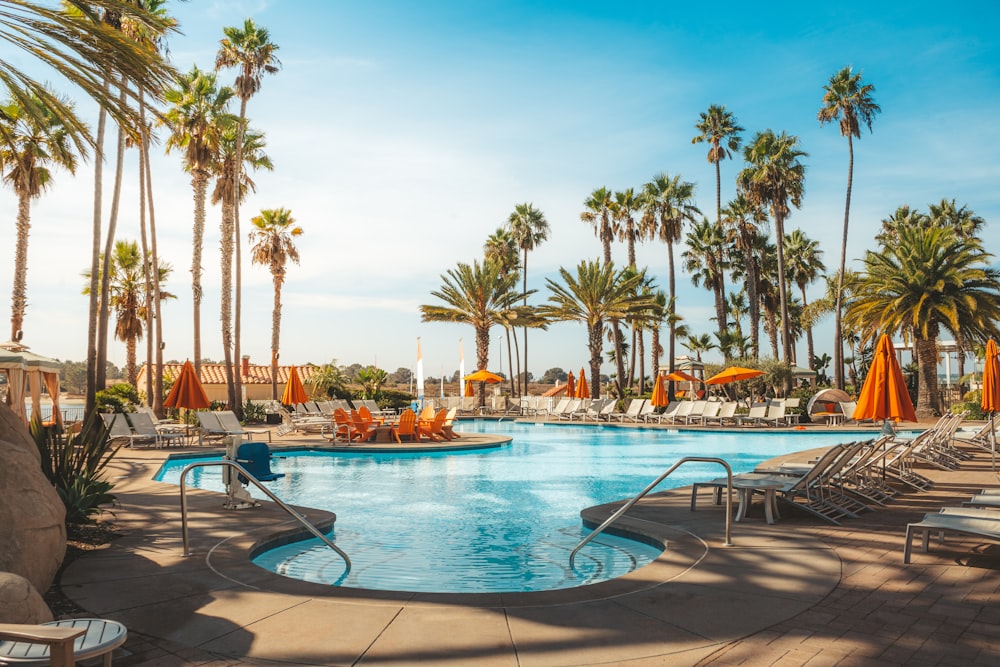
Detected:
left=282, top=365, right=309, bottom=405
left=705, top=367, right=764, bottom=385
left=163, top=360, right=210, bottom=409
left=982, top=339, right=999, bottom=415
left=464, top=369, right=503, bottom=383
left=853, top=334, right=917, bottom=423
left=575, top=368, right=589, bottom=398
left=663, top=370, right=698, bottom=383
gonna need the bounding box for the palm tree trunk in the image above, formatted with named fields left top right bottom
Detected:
left=637, top=328, right=645, bottom=394
left=773, top=213, right=792, bottom=393
left=191, top=169, right=208, bottom=378
left=86, top=84, right=108, bottom=415
left=651, top=325, right=661, bottom=380
left=137, top=129, right=153, bottom=405
left=126, top=336, right=137, bottom=388
left=476, top=327, right=489, bottom=408
left=270, top=272, right=282, bottom=402
left=627, top=327, right=636, bottom=390
left=612, top=320, right=626, bottom=398
left=510, top=326, right=521, bottom=397
left=801, top=284, right=815, bottom=372
left=834, top=135, right=854, bottom=390
left=10, top=193, right=31, bottom=341
left=667, top=238, right=677, bottom=374
left=522, top=249, right=528, bottom=397
left=233, top=98, right=250, bottom=419
left=915, top=335, right=941, bottom=418
left=142, top=127, right=165, bottom=416
left=713, top=274, right=728, bottom=341
left=506, top=328, right=516, bottom=396
left=589, top=319, right=603, bottom=400
left=746, top=243, right=761, bottom=359
left=220, top=199, right=236, bottom=408
left=97, top=84, right=128, bottom=392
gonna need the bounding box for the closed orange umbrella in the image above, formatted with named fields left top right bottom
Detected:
left=650, top=375, right=668, bottom=407
left=854, top=334, right=916, bottom=423
left=282, top=365, right=309, bottom=406
left=464, top=380, right=475, bottom=397
left=980, top=339, right=998, bottom=472
left=575, top=368, right=589, bottom=399
left=565, top=371, right=575, bottom=398
left=164, top=360, right=210, bottom=409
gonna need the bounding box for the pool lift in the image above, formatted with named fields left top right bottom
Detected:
left=223, top=436, right=284, bottom=510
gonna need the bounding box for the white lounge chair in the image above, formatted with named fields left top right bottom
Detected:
left=613, top=398, right=647, bottom=422
left=127, top=411, right=187, bottom=448
left=759, top=405, right=787, bottom=427
left=663, top=401, right=694, bottom=424
left=904, top=511, right=1000, bottom=563
left=688, top=401, right=721, bottom=425
left=703, top=401, right=738, bottom=426
left=737, top=405, right=767, bottom=427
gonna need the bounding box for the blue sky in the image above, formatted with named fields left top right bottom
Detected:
left=3, top=0, right=998, bottom=381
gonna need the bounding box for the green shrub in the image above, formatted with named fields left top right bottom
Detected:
left=95, top=382, right=139, bottom=413
left=242, top=398, right=267, bottom=424
left=378, top=388, right=414, bottom=411
left=32, top=413, right=120, bottom=525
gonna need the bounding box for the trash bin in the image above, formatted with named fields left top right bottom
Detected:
left=265, top=413, right=281, bottom=425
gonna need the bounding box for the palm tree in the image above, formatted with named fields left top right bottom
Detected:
left=682, top=217, right=729, bottom=339
left=216, top=18, right=281, bottom=411
left=844, top=224, right=1000, bottom=418
left=248, top=208, right=302, bottom=401
left=0, top=91, right=79, bottom=341
left=484, top=227, right=520, bottom=275
left=610, top=189, right=639, bottom=268
left=163, top=66, right=236, bottom=377
left=683, top=333, right=715, bottom=362
left=542, top=261, right=652, bottom=399
left=420, top=260, right=523, bottom=407
left=727, top=291, right=748, bottom=341
left=83, top=240, right=174, bottom=388
left=738, top=129, right=808, bottom=387
left=928, top=198, right=986, bottom=238
left=507, top=202, right=549, bottom=397
left=692, top=104, right=743, bottom=244
left=212, top=125, right=273, bottom=410
left=818, top=66, right=880, bottom=390
left=580, top=187, right=615, bottom=265
left=721, top=194, right=766, bottom=357
left=783, top=228, right=825, bottom=370
left=639, top=173, right=700, bottom=376
left=648, top=290, right=667, bottom=379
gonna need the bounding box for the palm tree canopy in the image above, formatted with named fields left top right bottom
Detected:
left=249, top=207, right=302, bottom=280
left=0, top=90, right=79, bottom=197
left=211, top=124, right=273, bottom=206
left=638, top=172, right=700, bottom=243
left=163, top=65, right=236, bottom=174
left=692, top=104, right=744, bottom=163
left=0, top=0, right=177, bottom=150
left=215, top=17, right=281, bottom=102
left=420, top=259, right=524, bottom=332
left=508, top=202, right=549, bottom=253
left=580, top=186, right=615, bottom=260
left=738, top=130, right=807, bottom=222
left=784, top=228, right=825, bottom=289
left=484, top=227, right=520, bottom=276
left=818, top=65, right=880, bottom=139
left=542, top=260, right=652, bottom=328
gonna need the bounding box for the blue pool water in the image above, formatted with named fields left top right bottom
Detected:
left=156, top=422, right=865, bottom=593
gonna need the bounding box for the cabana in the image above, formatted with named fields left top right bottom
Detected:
left=0, top=342, right=62, bottom=428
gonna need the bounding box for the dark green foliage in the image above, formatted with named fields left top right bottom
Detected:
left=95, top=382, right=139, bottom=413
left=378, top=388, right=414, bottom=410
left=242, top=398, right=267, bottom=423
left=32, top=413, right=120, bottom=525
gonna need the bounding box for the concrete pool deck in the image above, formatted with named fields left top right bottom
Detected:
left=58, top=424, right=1000, bottom=666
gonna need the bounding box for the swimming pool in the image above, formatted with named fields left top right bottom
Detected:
left=157, top=422, right=866, bottom=594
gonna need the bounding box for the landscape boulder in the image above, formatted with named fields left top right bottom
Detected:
left=0, top=402, right=66, bottom=598
left=0, top=572, right=54, bottom=623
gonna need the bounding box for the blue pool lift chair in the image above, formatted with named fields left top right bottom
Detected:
left=235, top=442, right=285, bottom=484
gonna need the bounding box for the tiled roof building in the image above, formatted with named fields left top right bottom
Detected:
left=136, top=359, right=318, bottom=404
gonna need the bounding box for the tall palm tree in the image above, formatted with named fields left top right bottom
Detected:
left=738, top=129, right=807, bottom=386
left=216, top=18, right=281, bottom=411
left=82, top=240, right=174, bottom=388
left=783, top=228, right=825, bottom=370
left=721, top=194, right=766, bottom=357
left=683, top=333, right=715, bottom=362
left=648, top=290, right=667, bottom=380
left=610, top=189, right=639, bottom=268
left=0, top=91, right=79, bottom=341
left=249, top=207, right=302, bottom=401
left=580, top=187, right=615, bottom=265
left=420, top=260, right=523, bottom=408
left=212, top=125, right=272, bottom=410
left=484, top=227, right=520, bottom=276
left=845, top=224, right=1000, bottom=418
left=928, top=198, right=986, bottom=238
left=507, top=202, right=549, bottom=396
left=542, top=260, right=651, bottom=399
left=163, top=66, right=236, bottom=377
left=638, top=173, right=700, bottom=375
left=692, top=104, right=743, bottom=248
left=818, top=66, right=879, bottom=390
left=682, top=217, right=729, bottom=339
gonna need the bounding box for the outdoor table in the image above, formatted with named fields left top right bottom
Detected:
left=0, top=618, right=127, bottom=666
left=691, top=477, right=784, bottom=524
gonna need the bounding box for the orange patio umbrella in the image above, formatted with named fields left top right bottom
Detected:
left=705, top=367, right=764, bottom=384
left=565, top=371, right=575, bottom=399
left=464, top=380, right=475, bottom=397
left=282, top=365, right=309, bottom=406
left=650, top=375, right=668, bottom=407
left=164, top=360, right=210, bottom=409
left=575, top=368, right=589, bottom=399
left=980, top=339, right=999, bottom=472
left=464, top=369, right=503, bottom=383
left=853, top=334, right=916, bottom=425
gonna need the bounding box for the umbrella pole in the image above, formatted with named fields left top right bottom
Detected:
left=991, top=412, right=996, bottom=475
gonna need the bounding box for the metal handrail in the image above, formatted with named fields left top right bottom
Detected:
left=179, top=460, right=351, bottom=572
left=570, top=457, right=734, bottom=567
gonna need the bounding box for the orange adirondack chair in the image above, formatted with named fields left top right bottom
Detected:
left=349, top=410, right=376, bottom=442
left=442, top=407, right=460, bottom=440
left=393, top=409, right=418, bottom=443
left=419, top=408, right=448, bottom=442
left=330, top=408, right=354, bottom=442
left=357, top=405, right=377, bottom=425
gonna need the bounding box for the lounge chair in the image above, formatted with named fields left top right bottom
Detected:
left=682, top=400, right=708, bottom=424
left=737, top=405, right=767, bottom=427
left=759, top=404, right=787, bottom=427
left=556, top=398, right=583, bottom=421
left=441, top=407, right=460, bottom=439
left=783, top=397, right=802, bottom=425
left=127, top=411, right=187, bottom=448
left=662, top=401, right=694, bottom=425
left=418, top=408, right=449, bottom=441
left=703, top=401, right=738, bottom=426
left=542, top=398, right=572, bottom=420
left=612, top=398, right=647, bottom=423
left=571, top=398, right=606, bottom=421
left=216, top=410, right=272, bottom=443
left=590, top=399, right=618, bottom=422
left=688, top=401, right=721, bottom=425
left=101, top=412, right=156, bottom=448
left=903, top=511, right=1000, bottom=563
left=644, top=401, right=679, bottom=424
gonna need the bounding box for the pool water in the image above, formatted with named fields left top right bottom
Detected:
left=157, top=422, right=862, bottom=593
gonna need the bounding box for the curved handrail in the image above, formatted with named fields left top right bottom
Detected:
left=570, top=456, right=733, bottom=567
left=179, top=460, right=351, bottom=572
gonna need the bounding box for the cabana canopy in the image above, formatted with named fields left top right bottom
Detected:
left=0, top=342, right=62, bottom=427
